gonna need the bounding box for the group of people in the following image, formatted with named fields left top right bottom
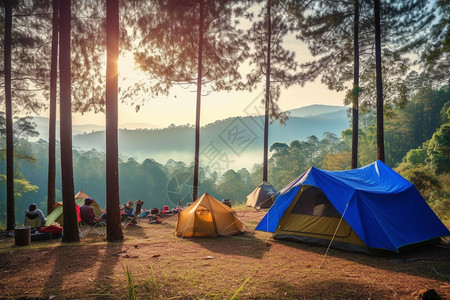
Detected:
left=121, top=200, right=144, bottom=216
left=23, top=197, right=147, bottom=229
left=80, top=198, right=145, bottom=225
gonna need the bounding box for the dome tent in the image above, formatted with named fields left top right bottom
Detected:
left=256, top=161, right=450, bottom=253
left=176, top=193, right=245, bottom=238
left=246, top=181, right=278, bottom=209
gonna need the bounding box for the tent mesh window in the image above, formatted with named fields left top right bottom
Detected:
left=291, top=186, right=341, bottom=218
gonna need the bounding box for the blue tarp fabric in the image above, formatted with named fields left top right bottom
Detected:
left=255, top=161, right=449, bottom=252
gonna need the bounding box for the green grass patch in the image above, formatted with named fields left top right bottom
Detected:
left=124, top=265, right=137, bottom=300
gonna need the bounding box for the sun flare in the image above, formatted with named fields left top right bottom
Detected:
left=118, top=52, right=138, bottom=79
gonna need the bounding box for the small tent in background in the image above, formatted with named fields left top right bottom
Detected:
left=45, top=191, right=103, bottom=227
left=74, top=190, right=90, bottom=200
left=246, top=181, right=278, bottom=209
left=176, top=193, right=245, bottom=238
left=256, top=161, right=450, bottom=253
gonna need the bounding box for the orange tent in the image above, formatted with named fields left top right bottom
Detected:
left=176, top=193, right=245, bottom=238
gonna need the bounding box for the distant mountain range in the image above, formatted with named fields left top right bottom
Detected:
left=287, top=105, right=347, bottom=118
left=32, top=104, right=350, bottom=170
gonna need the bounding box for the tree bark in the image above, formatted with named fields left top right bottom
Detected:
left=4, top=0, right=15, bottom=232
left=351, top=0, right=359, bottom=169
left=59, top=0, right=79, bottom=242
left=47, top=0, right=59, bottom=215
left=192, top=0, right=204, bottom=201
left=374, top=0, right=385, bottom=162
left=263, top=0, right=271, bottom=182
left=106, top=0, right=123, bottom=241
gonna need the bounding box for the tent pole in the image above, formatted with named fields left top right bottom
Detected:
left=320, top=201, right=350, bottom=268
left=219, top=218, right=245, bottom=235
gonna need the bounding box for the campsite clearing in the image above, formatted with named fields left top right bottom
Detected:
left=0, top=209, right=449, bottom=299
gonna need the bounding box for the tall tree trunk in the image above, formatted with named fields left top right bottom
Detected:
left=374, top=0, right=385, bottom=162
left=192, top=0, right=204, bottom=201
left=351, top=0, right=359, bottom=169
left=4, top=0, right=15, bottom=232
left=263, top=0, right=271, bottom=182
left=106, top=0, right=123, bottom=241
left=59, top=0, right=79, bottom=242
left=47, top=0, right=59, bottom=215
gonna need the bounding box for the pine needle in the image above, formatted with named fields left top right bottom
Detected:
left=231, top=277, right=250, bottom=300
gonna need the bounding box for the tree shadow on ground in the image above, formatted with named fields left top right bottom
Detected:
left=188, top=232, right=271, bottom=259
left=42, top=244, right=100, bottom=297
left=273, top=238, right=450, bottom=282
left=91, top=241, right=125, bottom=298
left=268, top=279, right=393, bottom=299
left=122, top=225, right=149, bottom=239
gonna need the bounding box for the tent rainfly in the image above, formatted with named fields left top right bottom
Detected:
left=256, top=161, right=450, bottom=253
left=45, top=191, right=103, bottom=226
left=246, top=181, right=278, bottom=209
left=176, top=193, right=245, bottom=238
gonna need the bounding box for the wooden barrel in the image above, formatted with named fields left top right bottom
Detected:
left=15, top=226, right=31, bottom=246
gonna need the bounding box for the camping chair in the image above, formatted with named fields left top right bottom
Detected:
left=78, top=218, right=106, bottom=238
left=24, top=212, right=43, bottom=232
left=122, top=200, right=144, bottom=228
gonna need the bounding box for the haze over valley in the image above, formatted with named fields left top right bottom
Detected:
left=32, top=104, right=350, bottom=171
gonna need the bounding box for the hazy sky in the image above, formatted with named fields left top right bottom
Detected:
left=68, top=81, right=346, bottom=129
left=50, top=26, right=348, bottom=129
left=67, top=52, right=347, bottom=129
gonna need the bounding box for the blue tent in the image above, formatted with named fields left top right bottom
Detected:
left=256, top=161, right=449, bottom=252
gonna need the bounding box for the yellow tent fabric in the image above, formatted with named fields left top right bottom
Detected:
left=75, top=190, right=90, bottom=199
left=273, top=185, right=368, bottom=252
left=176, top=193, right=245, bottom=237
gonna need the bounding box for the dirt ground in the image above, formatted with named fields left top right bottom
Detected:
left=0, top=209, right=449, bottom=299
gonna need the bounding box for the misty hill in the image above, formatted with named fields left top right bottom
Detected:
left=288, top=104, right=347, bottom=118
left=32, top=116, right=105, bottom=139
left=32, top=117, right=157, bottom=139
left=69, top=105, right=350, bottom=169
left=120, top=122, right=157, bottom=129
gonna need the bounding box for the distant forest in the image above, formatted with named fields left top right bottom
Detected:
left=1, top=84, right=449, bottom=223
left=68, top=106, right=350, bottom=168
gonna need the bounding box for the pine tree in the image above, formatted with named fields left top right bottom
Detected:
left=374, top=0, right=384, bottom=161
left=105, top=0, right=123, bottom=241
left=420, top=0, right=449, bottom=85
left=47, top=0, right=58, bottom=215
left=59, top=0, right=79, bottom=242
left=244, top=0, right=304, bottom=181
left=130, top=0, right=249, bottom=201
left=352, top=0, right=360, bottom=168
left=4, top=0, right=15, bottom=231
left=294, top=0, right=434, bottom=165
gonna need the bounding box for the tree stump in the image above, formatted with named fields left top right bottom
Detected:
left=15, top=226, right=31, bottom=246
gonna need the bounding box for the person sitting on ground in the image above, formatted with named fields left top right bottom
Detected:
left=80, top=197, right=100, bottom=225
left=24, top=203, right=46, bottom=229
